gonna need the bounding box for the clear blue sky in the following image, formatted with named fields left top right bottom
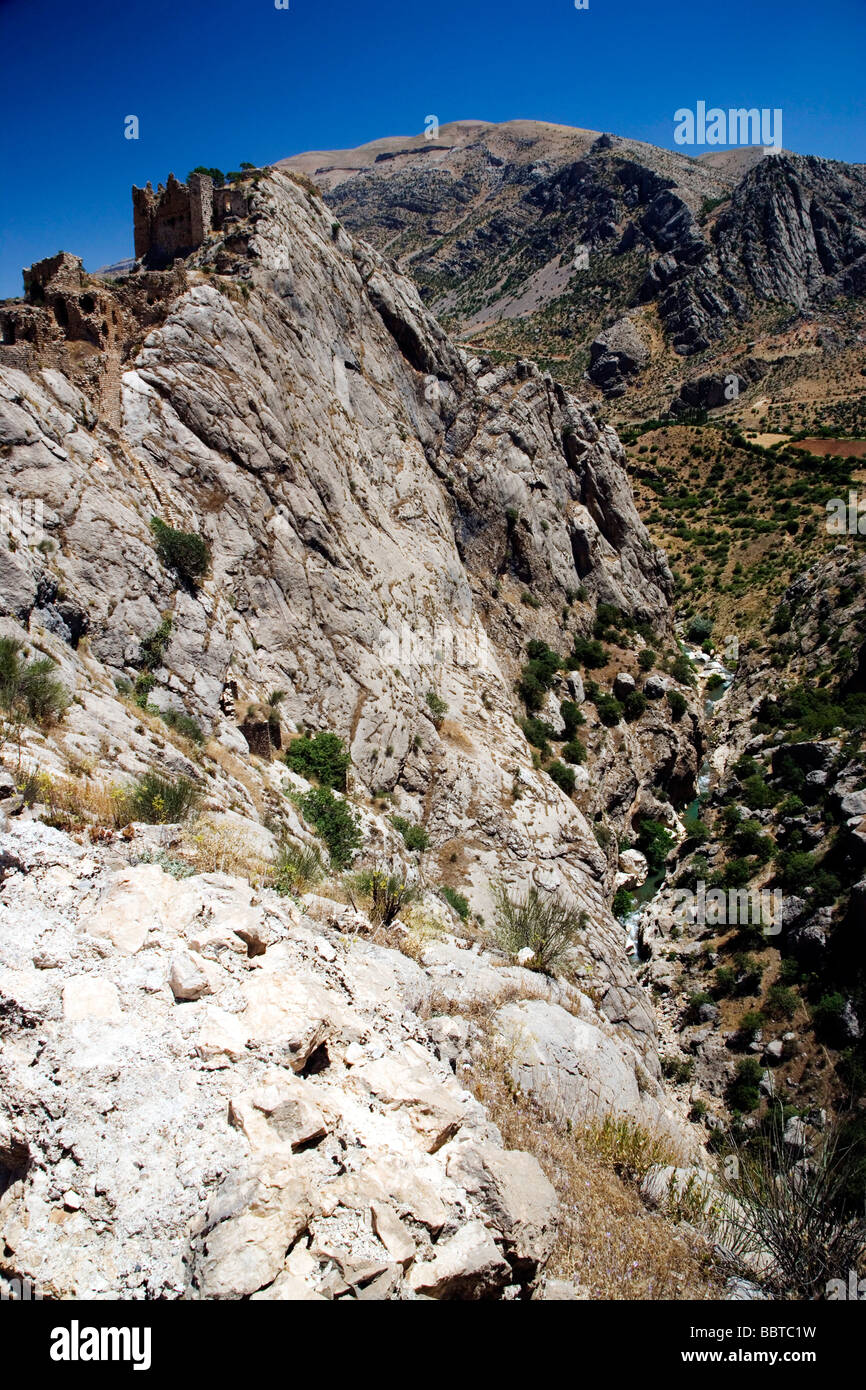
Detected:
left=1, top=0, right=864, bottom=298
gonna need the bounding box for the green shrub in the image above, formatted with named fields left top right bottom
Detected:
left=138, top=617, right=173, bottom=671
left=595, top=693, right=623, bottom=726
left=493, top=881, right=586, bottom=974
left=667, top=689, right=688, bottom=720
left=717, top=1118, right=866, bottom=1298
left=518, top=642, right=562, bottom=710
left=127, top=771, right=200, bottom=824
left=150, top=517, right=210, bottom=586
left=742, top=774, right=776, bottom=810
left=300, top=786, right=361, bottom=869
left=638, top=649, right=656, bottom=672
left=562, top=738, right=587, bottom=765
left=727, top=1058, right=764, bottom=1112
left=662, top=1056, right=694, bottom=1084
left=548, top=760, right=576, bottom=794
left=425, top=691, right=448, bottom=725
left=774, top=850, right=816, bottom=895
left=134, top=673, right=156, bottom=709
left=570, top=636, right=608, bottom=669
left=670, top=653, right=696, bottom=687
left=272, top=841, right=324, bottom=896
left=391, top=815, right=430, bottom=852
left=623, top=690, right=648, bottom=721
left=738, top=1010, right=766, bottom=1036
left=161, top=707, right=205, bottom=745
left=0, top=637, right=68, bottom=727
left=520, top=716, right=555, bottom=755
left=559, top=698, right=584, bottom=735
left=637, top=817, right=675, bottom=871
left=812, top=992, right=847, bottom=1044
left=440, top=885, right=470, bottom=920
left=353, top=867, right=418, bottom=927
left=732, top=952, right=764, bottom=994
left=687, top=616, right=713, bottom=643
left=729, top=817, right=772, bottom=860
left=285, top=730, right=351, bottom=790
left=595, top=602, right=628, bottom=632
left=764, top=984, right=799, bottom=1021
left=613, top=886, right=636, bottom=918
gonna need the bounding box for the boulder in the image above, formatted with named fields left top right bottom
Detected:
left=444, top=1140, right=558, bottom=1277
left=564, top=672, right=585, bottom=705
left=407, top=1221, right=512, bottom=1299
left=613, top=671, right=636, bottom=700
left=228, top=1073, right=329, bottom=1154
left=192, top=1160, right=313, bottom=1299
left=588, top=316, right=650, bottom=396
left=169, top=950, right=212, bottom=1001
left=618, top=848, right=648, bottom=888
left=349, top=1046, right=466, bottom=1152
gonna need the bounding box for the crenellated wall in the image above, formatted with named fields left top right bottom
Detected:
left=132, top=172, right=253, bottom=267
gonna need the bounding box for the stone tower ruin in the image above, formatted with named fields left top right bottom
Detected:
left=132, top=172, right=214, bottom=267
left=132, top=172, right=256, bottom=268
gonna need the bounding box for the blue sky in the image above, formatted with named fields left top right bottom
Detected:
left=1, top=0, right=864, bottom=298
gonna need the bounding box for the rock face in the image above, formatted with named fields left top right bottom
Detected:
left=0, top=161, right=707, bottom=1298
left=588, top=317, right=650, bottom=396
left=0, top=818, right=568, bottom=1300
left=0, top=166, right=678, bottom=1047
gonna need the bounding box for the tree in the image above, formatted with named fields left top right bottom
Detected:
left=187, top=166, right=225, bottom=186
left=150, top=517, right=210, bottom=588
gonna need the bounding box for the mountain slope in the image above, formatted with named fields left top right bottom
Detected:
left=280, top=121, right=866, bottom=417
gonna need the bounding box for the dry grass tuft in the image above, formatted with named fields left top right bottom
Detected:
left=15, top=768, right=130, bottom=829
left=468, top=1035, right=723, bottom=1300
left=177, top=817, right=273, bottom=882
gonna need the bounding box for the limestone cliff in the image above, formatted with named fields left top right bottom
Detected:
left=0, top=168, right=703, bottom=1298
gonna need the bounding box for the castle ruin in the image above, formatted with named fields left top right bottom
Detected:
left=132, top=172, right=252, bottom=267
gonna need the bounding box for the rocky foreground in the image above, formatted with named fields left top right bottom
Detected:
left=0, top=814, right=698, bottom=1300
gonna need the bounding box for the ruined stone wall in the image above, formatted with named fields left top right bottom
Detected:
left=132, top=172, right=214, bottom=266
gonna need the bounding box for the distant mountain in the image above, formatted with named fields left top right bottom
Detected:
left=280, top=121, right=866, bottom=413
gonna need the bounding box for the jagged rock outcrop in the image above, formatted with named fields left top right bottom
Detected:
left=588, top=316, right=650, bottom=396
left=0, top=167, right=682, bottom=1049
left=669, top=357, right=769, bottom=415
